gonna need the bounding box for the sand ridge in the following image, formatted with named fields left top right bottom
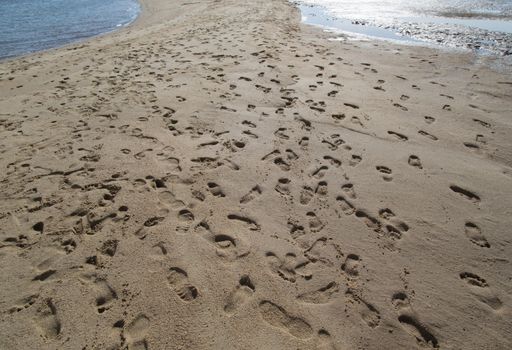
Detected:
left=0, top=0, right=512, bottom=349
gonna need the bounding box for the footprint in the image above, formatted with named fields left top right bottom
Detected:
left=33, top=270, right=57, bottom=282
left=315, top=181, right=328, bottom=198
left=408, top=155, right=422, bottom=169
left=9, top=294, right=39, bottom=314
left=240, top=185, right=262, bottom=204
left=336, top=196, right=355, bottom=215
left=178, top=209, right=195, bottom=222
left=332, top=113, right=346, bottom=121
left=424, top=116, right=436, bottom=124
left=35, top=299, right=61, bottom=340
left=324, top=155, right=341, bottom=167
left=473, top=118, right=491, bottom=128
left=299, top=137, right=309, bottom=149
left=398, top=315, right=439, bottom=348
left=300, top=186, right=314, bottom=205
left=376, top=166, right=393, bottom=181
left=287, top=219, right=306, bottom=240
left=79, top=274, right=117, bottom=313
left=275, top=178, right=291, bottom=196
left=195, top=222, right=249, bottom=261
left=266, top=252, right=310, bottom=283
left=158, top=191, right=185, bottom=209
left=99, top=239, right=118, bottom=257
left=207, top=182, right=225, bottom=197
left=274, top=157, right=291, bottom=171
left=418, top=130, right=438, bottom=141
left=167, top=267, right=199, bottom=302
left=224, top=275, right=255, bottom=314
left=349, top=155, right=362, bottom=167
left=355, top=210, right=382, bottom=232
left=311, top=165, right=328, bottom=179
left=274, top=127, right=290, bottom=140
left=464, top=141, right=482, bottom=152
left=392, top=292, right=439, bottom=348
left=213, top=233, right=249, bottom=260
left=460, top=272, right=502, bottom=310
left=93, top=279, right=118, bottom=314
left=227, top=214, right=260, bottom=231
left=450, top=185, right=480, bottom=203
left=464, top=222, right=490, bottom=248
left=297, top=282, right=339, bottom=304
left=259, top=301, right=313, bottom=339
left=341, top=254, right=360, bottom=277
left=125, top=314, right=150, bottom=350
left=346, top=290, right=381, bottom=328
left=341, top=183, right=356, bottom=199
left=317, top=329, right=338, bottom=350
left=378, top=208, right=409, bottom=239
left=307, top=211, right=325, bottom=232
left=388, top=131, right=408, bottom=141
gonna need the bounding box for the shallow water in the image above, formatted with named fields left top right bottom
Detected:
left=0, top=0, right=140, bottom=60
left=296, top=0, right=512, bottom=55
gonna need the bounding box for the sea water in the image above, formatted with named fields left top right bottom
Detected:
left=296, top=0, right=512, bottom=55
left=0, top=0, right=140, bottom=60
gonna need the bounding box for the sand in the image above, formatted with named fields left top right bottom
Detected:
left=1, top=0, right=512, bottom=349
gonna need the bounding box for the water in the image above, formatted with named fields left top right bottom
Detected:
left=296, top=0, right=512, bottom=55
left=0, top=0, right=140, bottom=60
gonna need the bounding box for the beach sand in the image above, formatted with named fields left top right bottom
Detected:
left=1, top=0, right=512, bottom=349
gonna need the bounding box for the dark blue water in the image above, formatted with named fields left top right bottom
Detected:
left=0, top=0, right=140, bottom=60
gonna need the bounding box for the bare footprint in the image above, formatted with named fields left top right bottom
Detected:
left=300, top=186, right=314, bottom=205
left=336, top=196, right=355, bottom=215
left=464, top=222, right=490, bottom=248
left=460, top=272, right=502, bottom=310
left=346, top=290, right=381, bottom=328
left=266, top=252, right=310, bottom=283
left=388, top=131, right=408, bottom=141
left=207, top=182, right=225, bottom=197
left=424, top=116, right=436, bottom=124
left=341, top=254, right=360, bottom=277
left=80, top=274, right=117, bottom=314
left=297, top=281, right=339, bottom=304
left=125, top=314, right=150, bottom=350
left=240, top=185, right=262, bottom=204
left=259, top=300, right=313, bottom=339
left=227, top=213, right=260, bottom=231
left=391, top=292, right=439, bottom=348
left=35, top=299, right=61, bottom=340
left=408, top=155, right=422, bottom=169
left=398, top=315, right=439, bottom=349
left=418, top=130, right=438, bottom=141
left=307, top=211, right=325, bottom=232
left=450, top=185, right=480, bottom=203
left=275, top=178, right=291, bottom=196
left=317, top=329, right=338, bottom=350
left=224, top=275, right=255, bottom=314
left=341, top=183, right=356, bottom=199
left=349, top=155, right=362, bottom=167
left=376, top=166, right=393, bottom=181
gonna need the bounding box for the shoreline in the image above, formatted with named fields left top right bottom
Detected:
left=0, top=0, right=141, bottom=63
left=2, top=0, right=509, bottom=70
left=296, top=1, right=512, bottom=62
left=1, top=0, right=511, bottom=349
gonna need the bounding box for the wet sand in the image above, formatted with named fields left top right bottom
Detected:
left=1, top=0, right=512, bottom=349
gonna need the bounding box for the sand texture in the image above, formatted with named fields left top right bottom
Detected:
left=1, top=0, right=512, bottom=349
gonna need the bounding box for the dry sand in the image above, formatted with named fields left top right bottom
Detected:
left=1, top=0, right=512, bottom=349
